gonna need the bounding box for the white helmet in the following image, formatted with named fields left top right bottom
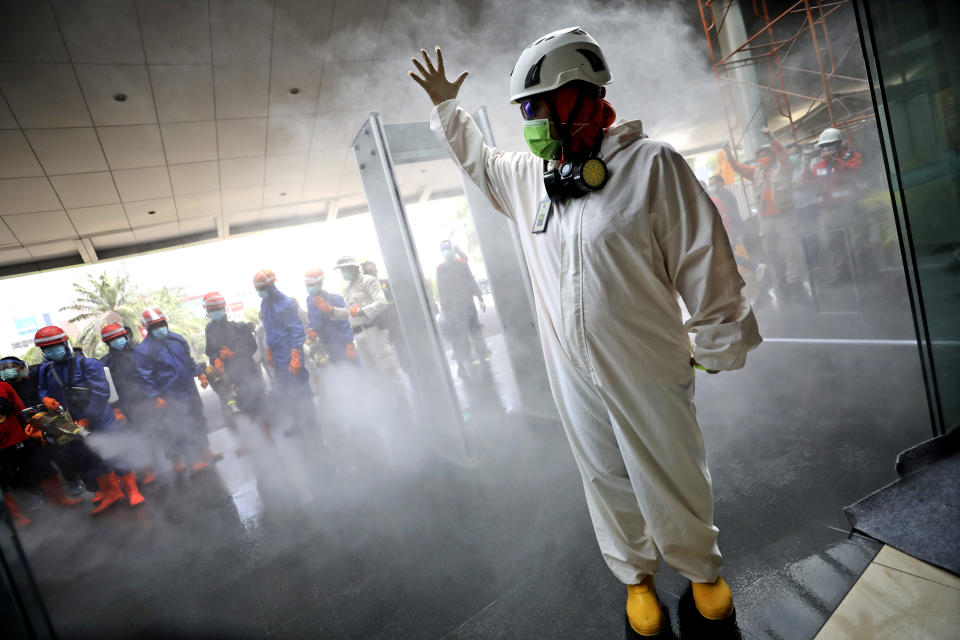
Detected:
left=509, top=27, right=612, bottom=103
left=818, top=127, right=843, bottom=147
left=335, top=255, right=360, bottom=270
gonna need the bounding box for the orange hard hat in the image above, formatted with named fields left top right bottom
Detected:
left=253, top=269, right=276, bottom=290
left=304, top=268, right=324, bottom=287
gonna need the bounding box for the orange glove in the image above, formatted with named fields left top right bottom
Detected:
left=219, top=347, right=235, bottom=360
left=289, top=350, right=302, bottom=375
left=199, top=373, right=209, bottom=389
left=42, top=397, right=60, bottom=411
left=266, top=347, right=273, bottom=367
left=312, top=296, right=333, bottom=314
left=76, top=418, right=90, bottom=429
left=155, top=397, right=167, bottom=409
left=24, top=423, right=44, bottom=443
left=306, top=328, right=319, bottom=342
left=349, top=303, right=360, bottom=317
left=113, top=407, right=127, bottom=422
left=345, top=343, right=357, bottom=362
left=214, top=358, right=225, bottom=373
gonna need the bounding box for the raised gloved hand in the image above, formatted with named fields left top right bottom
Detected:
left=349, top=303, right=361, bottom=317
left=76, top=418, right=90, bottom=428
left=42, top=397, right=60, bottom=411
left=198, top=373, right=209, bottom=389
left=289, top=350, right=302, bottom=375
left=155, top=397, right=167, bottom=409
left=306, top=328, right=319, bottom=342
left=219, top=347, right=235, bottom=360
left=113, top=407, right=127, bottom=422
left=213, top=358, right=225, bottom=373
left=266, top=347, right=273, bottom=367
left=345, top=343, right=357, bottom=362
left=312, top=296, right=333, bottom=314
left=408, top=47, right=469, bottom=107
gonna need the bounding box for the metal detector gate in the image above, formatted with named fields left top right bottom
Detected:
left=351, top=109, right=554, bottom=462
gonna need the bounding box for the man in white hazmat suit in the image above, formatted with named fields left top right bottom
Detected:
left=409, top=28, right=761, bottom=635
left=314, top=256, right=405, bottom=395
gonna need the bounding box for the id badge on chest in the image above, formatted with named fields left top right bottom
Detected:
left=532, top=197, right=553, bottom=234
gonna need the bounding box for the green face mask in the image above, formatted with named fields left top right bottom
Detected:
left=523, top=119, right=561, bottom=159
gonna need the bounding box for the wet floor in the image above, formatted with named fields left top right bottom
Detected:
left=15, top=297, right=931, bottom=639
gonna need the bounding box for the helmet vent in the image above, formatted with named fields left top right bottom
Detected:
left=524, top=55, right=546, bottom=89
left=576, top=48, right=606, bottom=72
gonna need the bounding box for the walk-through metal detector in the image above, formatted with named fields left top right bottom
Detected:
left=351, top=108, right=554, bottom=463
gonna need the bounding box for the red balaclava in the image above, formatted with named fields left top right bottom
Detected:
left=548, top=84, right=617, bottom=160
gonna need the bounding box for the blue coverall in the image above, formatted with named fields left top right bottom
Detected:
left=306, top=290, right=354, bottom=363
left=261, top=284, right=317, bottom=431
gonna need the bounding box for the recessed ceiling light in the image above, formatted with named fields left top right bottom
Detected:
left=289, top=87, right=300, bottom=95
left=114, top=93, right=127, bottom=102
left=147, top=210, right=156, bottom=215
left=279, top=192, right=287, bottom=197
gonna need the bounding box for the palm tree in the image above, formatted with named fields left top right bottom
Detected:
left=61, top=272, right=141, bottom=358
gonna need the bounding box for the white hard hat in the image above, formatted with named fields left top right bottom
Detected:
left=818, top=127, right=843, bottom=146
left=335, top=255, right=360, bottom=269
left=509, top=27, right=612, bottom=103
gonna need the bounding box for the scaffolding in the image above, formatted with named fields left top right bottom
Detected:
left=699, top=0, right=875, bottom=151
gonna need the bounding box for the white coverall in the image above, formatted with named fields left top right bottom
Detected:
left=431, top=99, right=762, bottom=584
left=334, top=274, right=404, bottom=387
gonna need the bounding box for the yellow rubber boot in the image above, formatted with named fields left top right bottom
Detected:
left=626, top=575, right=664, bottom=636
left=691, top=577, right=734, bottom=620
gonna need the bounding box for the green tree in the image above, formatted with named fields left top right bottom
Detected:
left=61, top=272, right=141, bottom=358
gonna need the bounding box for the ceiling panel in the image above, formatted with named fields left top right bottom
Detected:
left=217, top=118, right=267, bottom=159
left=178, top=216, right=216, bottom=236
left=326, top=0, right=387, bottom=62
left=220, top=157, right=264, bottom=190
left=25, top=128, right=108, bottom=175
left=113, top=166, right=172, bottom=201
left=124, top=197, right=178, bottom=227
left=50, top=172, right=120, bottom=208
left=150, top=65, right=215, bottom=123
left=262, top=204, right=298, bottom=219
left=75, top=64, right=157, bottom=126
left=302, top=150, right=348, bottom=200
left=0, top=97, right=16, bottom=129
left=67, top=203, right=130, bottom=235
left=0, top=246, right=33, bottom=267
left=316, top=60, right=372, bottom=112
left=214, top=64, right=270, bottom=119
left=91, top=229, right=138, bottom=250
left=0, top=220, right=19, bottom=246
left=160, top=121, right=218, bottom=165
left=133, top=221, right=180, bottom=244
left=265, top=153, right=307, bottom=184
left=0, top=131, right=44, bottom=179
left=27, top=239, right=79, bottom=260
left=135, top=0, right=211, bottom=65
left=296, top=201, right=327, bottom=217
left=0, top=63, right=92, bottom=128
left=263, top=182, right=301, bottom=208
left=0, top=178, right=63, bottom=215
left=175, top=191, right=221, bottom=219
left=268, top=66, right=322, bottom=116
left=266, top=114, right=313, bottom=155
left=0, top=2, right=70, bottom=63
left=169, top=161, right=220, bottom=195
left=210, top=0, right=273, bottom=65
left=52, top=0, right=144, bottom=64
left=4, top=210, right=77, bottom=243
left=271, top=0, right=334, bottom=64
left=227, top=209, right=261, bottom=225
left=221, top=186, right=262, bottom=213
left=98, top=124, right=165, bottom=169
left=310, top=110, right=365, bottom=149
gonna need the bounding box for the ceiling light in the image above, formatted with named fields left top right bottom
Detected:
left=114, top=93, right=127, bottom=102
left=289, top=87, right=300, bottom=95
left=147, top=210, right=156, bottom=215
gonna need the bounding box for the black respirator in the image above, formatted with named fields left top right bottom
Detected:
left=543, top=86, right=610, bottom=201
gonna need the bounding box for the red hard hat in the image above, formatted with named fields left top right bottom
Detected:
left=202, top=291, right=226, bottom=311
left=34, top=326, right=69, bottom=348
left=304, top=268, right=324, bottom=287
left=100, top=323, right=126, bottom=343
left=141, top=308, right=167, bottom=328
left=253, top=269, right=276, bottom=290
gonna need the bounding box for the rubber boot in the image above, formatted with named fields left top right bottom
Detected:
left=92, top=491, right=103, bottom=503
left=171, top=458, right=185, bottom=473
left=3, top=491, right=31, bottom=528
left=260, top=421, right=273, bottom=441
left=691, top=577, right=734, bottom=620
left=90, top=473, right=125, bottom=515
left=626, top=575, right=665, bottom=636
left=202, top=449, right=223, bottom=462
left=142, top=468, right=156, bottom=485
left=191, top=460, right=209, bottom=472
left=40, top=475, right=83, bottom=507
left=119, top=472, right=146, bottom=506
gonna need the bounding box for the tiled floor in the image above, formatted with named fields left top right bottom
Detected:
left=814, top=546, right=960, bottom=639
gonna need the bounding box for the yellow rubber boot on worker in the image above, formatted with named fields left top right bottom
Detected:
left=691, top=577, right=734, bottom=620
left=626, top=575, right=665, bottom=636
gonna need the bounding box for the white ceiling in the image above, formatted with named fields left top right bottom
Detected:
left=0, top=0, right=468, bottom=275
